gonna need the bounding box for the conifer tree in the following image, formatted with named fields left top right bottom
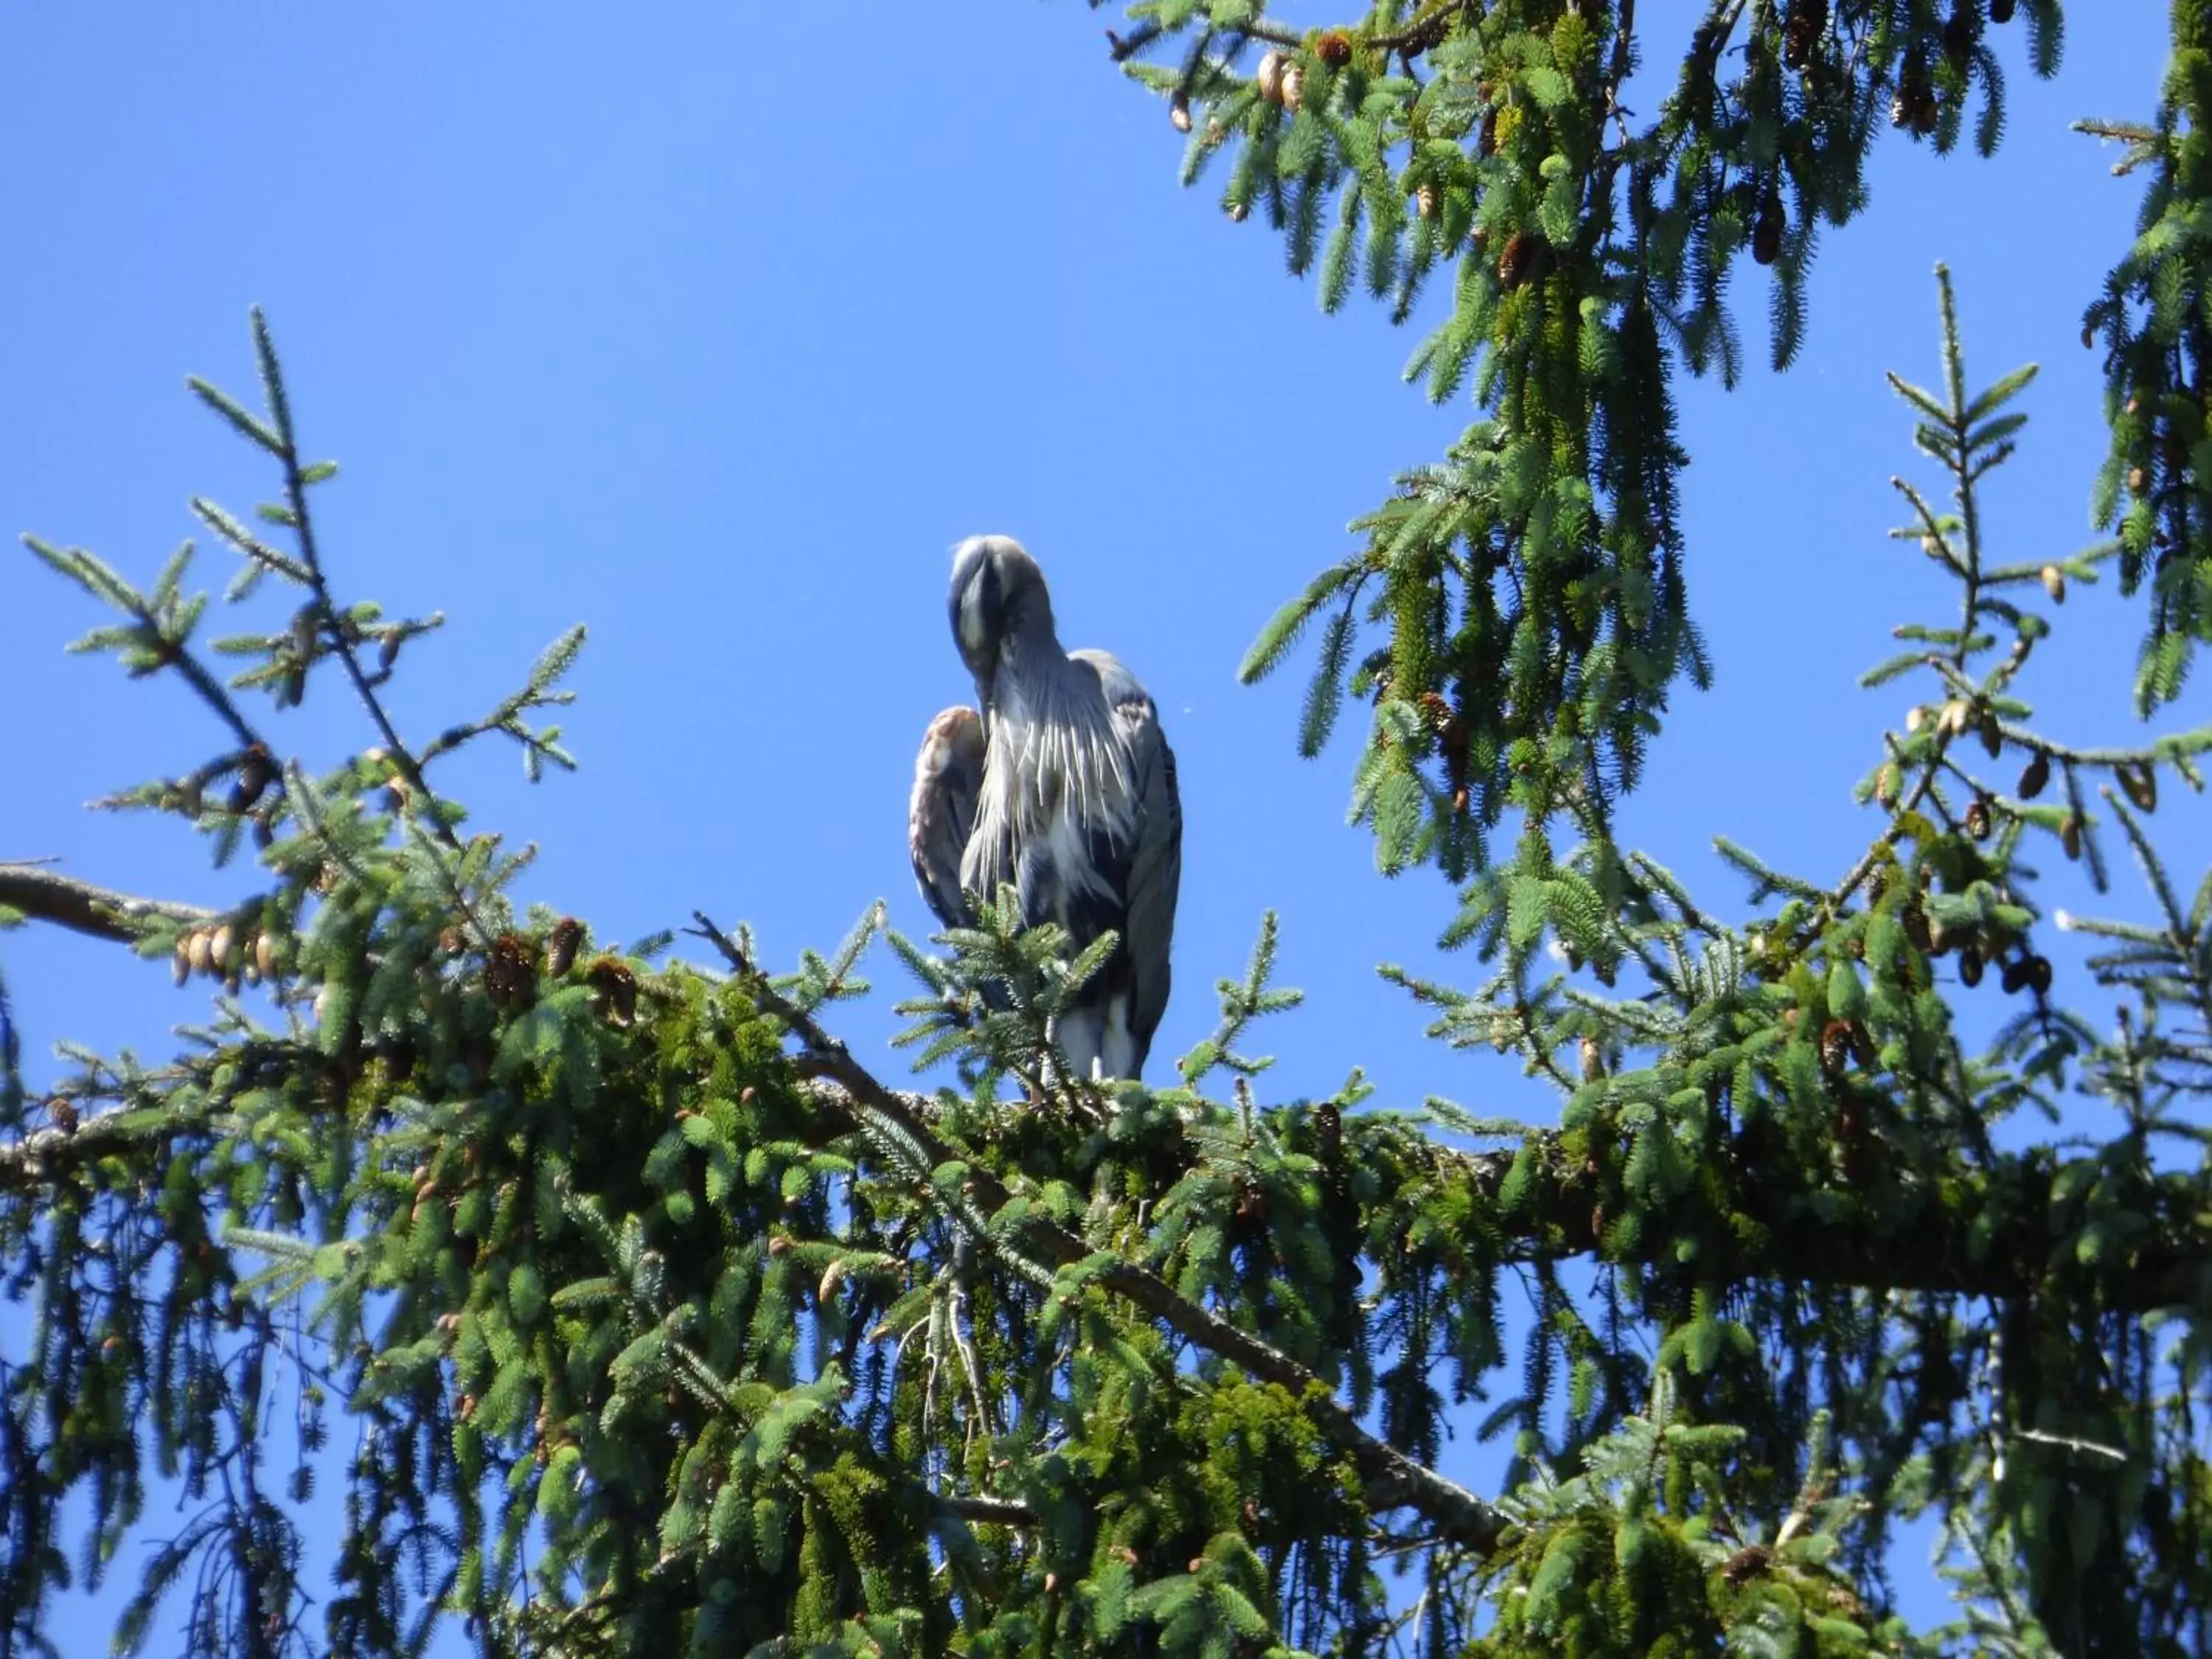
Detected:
left=3, top=4, right=2211, bottom=1655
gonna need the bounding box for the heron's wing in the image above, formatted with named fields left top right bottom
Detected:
left=1071, top=650, right=1182, bottom=1073
left=910, top=706, right=985, bottom=933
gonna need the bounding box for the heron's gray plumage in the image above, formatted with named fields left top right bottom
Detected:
left=909, top=535, right=1181, bottom=1081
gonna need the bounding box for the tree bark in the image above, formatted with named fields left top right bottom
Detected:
left=0, top=860, right=215, bottom=944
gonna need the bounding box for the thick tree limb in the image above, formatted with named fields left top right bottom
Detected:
left=935, top=1493, right=1039, bottom=1527
left=0, top=1040, right=307, bottom=1194
left=0, top=861, right=215, bottom=945
left=0, top=1099, right=223, bottom=1192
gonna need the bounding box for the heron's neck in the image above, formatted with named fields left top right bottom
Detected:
left=975, top=639, right=1128, bottom=840
left=984, top=627, right=1070, bottom=733
left=992, top=625, right=1059, bottom=692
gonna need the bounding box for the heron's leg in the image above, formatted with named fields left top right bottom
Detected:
left=1051, top=1006, right=1106, bottom=1085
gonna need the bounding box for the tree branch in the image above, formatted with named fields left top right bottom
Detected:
left=698, top=914, right=1509, bottom=1554
left=15, top=872, right=2203, bottom=1465
left=0, top=1102, right=215, bottom=1192
left=935, top=1493, right=1038, bottom=1527
left=1411, top=1125, right=2211, bottom=1315
left=21, top=872, right=2212, bottom=1327
left=0, top=861, right=215, bottom=945
left=254, top=314, right=464, bottom=858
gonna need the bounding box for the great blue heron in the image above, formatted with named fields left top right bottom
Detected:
left=908, top=535, right=1182, bottom=1081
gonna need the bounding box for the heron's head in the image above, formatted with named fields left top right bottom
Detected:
left=947, top=535, right=1054, bottom=696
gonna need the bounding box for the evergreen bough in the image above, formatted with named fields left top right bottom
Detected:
left=3, top=4, right=2211, bottom=1655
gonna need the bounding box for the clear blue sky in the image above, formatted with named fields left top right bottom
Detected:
left=0, top=2, right=2180, bottom=1648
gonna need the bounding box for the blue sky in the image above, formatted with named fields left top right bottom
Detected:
left=0, top=2, right=2183, bottom=1648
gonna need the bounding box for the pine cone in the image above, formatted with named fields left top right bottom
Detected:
left=2040, top=564, right=2066, bottom=602
left=1753, top=190, right=1784, bottom=265
left=1315, top=1099, right=1342, bottom=1168
left=1964, top=799, right=1991, bottom=841
left=2017, top=751, right=2050, bottom=799
left=546, top=917, right=584, bottom=978
left=1990, top=0, right=2015, bottom=18
left=2119, top=762, right=2158, bottom=813
left=587, top=958, right=639, bottom=1026
left=1942, top=4, right=1978, bottom=69
left=1819, top=1019, right=1854, bottom=1077
left=230, top=744, right=274, bottom=813
left=1893, top=52, right=1936, bottom=133
left=1169, top=91, right=1192, bottom=133
left=1782, top=0, right=1826, bottom=69
left=1498, top=230, right=1542, bottom=288
left=1317, top=29, right=1353, bottom=67
left=1256, top=50, right=1287, bottom=104
left=486, top=932, right=536, bottom=1010
left=1903, top=905, right=1932, bottom=953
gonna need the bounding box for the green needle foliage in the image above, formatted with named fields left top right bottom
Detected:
left=1129, top=0, right=2208, bottom=880
left=3, top=7, right=2212, bottom=1659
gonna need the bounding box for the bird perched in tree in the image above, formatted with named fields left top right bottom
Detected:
left=908, top=535, right=1181, bottom=1081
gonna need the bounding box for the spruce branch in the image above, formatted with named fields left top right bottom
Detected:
left=17, top=869, right=2206, bottom=1319
left=0, top=860, right=216, bottom=945
left=22, top=534, right=267, bottom=756
left=935, top=1493, right=1038, bottom=1526
left=1368, top=0, right=1482, bottom=57
left=0, top=1096, right=227, bottom=1194
left=0, top=1033, right=317, bottom=1195
left=246, top=309, right=458, bottom=853
left=692, top=909, right=1511, bottom=1554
